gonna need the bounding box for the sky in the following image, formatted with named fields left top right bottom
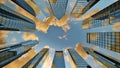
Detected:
left=1, top=0, right=120, bottom=68
left=0, top=0, right=118, bottom=52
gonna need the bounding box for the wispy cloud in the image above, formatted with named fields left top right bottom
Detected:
left=58, top=34, right=68, bottom=40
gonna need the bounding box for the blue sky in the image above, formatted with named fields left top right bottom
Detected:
left=1, top=0, right=117, bottom=52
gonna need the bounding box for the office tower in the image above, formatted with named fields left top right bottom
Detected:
left=0, top=3, right=36, bottom=31
left=23, top=48, right=49, bottom=68
left=52, top=51, right=65, bottom=68
left=12, top=0, right=40, bottom=16
left=0, top=40, right=38, bottom=67
left=82, top=0, right=120, bottom=29
left=68, top=49, right=91, bottom=68
left=83, top=47, right=120, bottom=68
left=87, top=32, right=120, bottom=53
left=48, top=0, right=68, bottom=19
left=71, top=0, right=99, bottom=18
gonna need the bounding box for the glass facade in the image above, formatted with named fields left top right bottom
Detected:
left=87, top=32, right=120, bottom=53
left=23, top=48, right=49, bottom=68
left=0, top=40, right=38, bottom=67
left=0, top=4, right=36, bottom=31
left=71, top=0, right=88, bottom=18
left=68, top=49, right=91, bottom=68
left=82, top=0, right=99, bottom=14
left=82, top=1, right=120, bottom=29
left=52, top=51, right=65, bottom=68
left=84, top=47, right=120, bottom=68
left=48, top=0, right=68, bottom=19
left=71, top=0, right=99, bottom=18
left=12, top=0, right=36, bottom=16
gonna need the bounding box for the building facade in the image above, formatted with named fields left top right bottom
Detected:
left=0, top=3, right=36, bottom=31
left=71, top=0, right=99, bottom=18
left=68, top=48, right=91, bottom=68
left=82, top=0, right=120, bottom=30
left=83, top=47, right=120, bottom=68
left=0, top=40, right=38, bottom=67
left=52, top=51, right=65, bottom=68
left=87, top=32, right=120, bottom=53
left=12, top=0, right=40, bottom=16
left=48, top=0, right=68, bottom=19
left=23, top=48, right=49, bottom=68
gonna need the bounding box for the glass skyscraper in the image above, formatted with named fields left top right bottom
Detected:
left=0, top=3, right=36, bottom=31
left=0, top=40, right=38, bottom=67
left=71, top=0, right=99, bottom=18
left=23, top=48, right=49, bottom=68
left=52, top=51, right=65, bottom=68
left=11, top=0, right=40, bottom=16
left=82, top=0, right=120, bottom=29
left=48, top=0, right=68, bottom=19
left=68, top=49, right=91, bottom=68
left=83, top=47, right=120, bottom=68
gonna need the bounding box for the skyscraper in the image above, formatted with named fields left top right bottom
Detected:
left=87, top=32, right=120, bottom=53
left=23, top=48, right=49, bottom=68
left=11, top=0, right=40, bottom=16
left=0, top=3, right=36, bottom=31
left=0, top=40, right=39, bottom=67
left=68, top=48, right=91, bottom=68
left=48, top=0, right=68, bottom=19
left=82, top=0, right=120, bottom=29
left=71, top=0, right=99, bottom=18
left=52, top=51, right=65, bottom=68
left=83, top=47, right=120, bottom=68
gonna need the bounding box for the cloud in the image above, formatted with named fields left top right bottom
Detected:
left=11, top=38, right=17, bottom=42
left=58, top=34, right=68, bottom=40
left=0, top=31, right=8, bottom=46
left=0, top=0, right=6, bottom=4
left=22, top=33, right=39, bottom=41
left=112, top=22, right=120, bottom=31
left=70, top=2, right=76, bottom=8
left=44, top=45, right=50, bottom=48
left=62, top=24, right=70, bottom=32
left=11, top=38, right=17, bottom=44
left=53, top=15, right=70, bottom=32
left=12, top=1, right=70, bottom=33
left=16, top=31, right=22, bottom=34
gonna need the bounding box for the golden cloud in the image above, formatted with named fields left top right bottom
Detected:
left=75, top=43, right=88, bottom=59
left=22, top=33, right=39, bottom=41
left=11, top=0, right=70, bottom=33
left=0, top=31, right=8, bottom=46
left=62, top=24, right=70, bottom=32
left=112, top=22, right=120, bottom=31
left=0, top=0, right=6, bottom=4
left=44, top=45, right=50, bottom=48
